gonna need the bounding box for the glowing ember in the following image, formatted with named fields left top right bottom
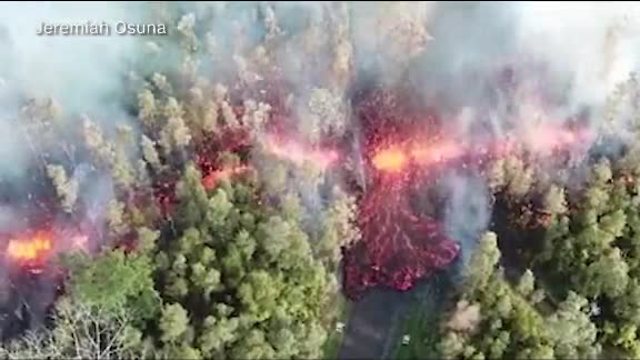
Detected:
left=6, top=231, right=53, bottom=264
left=372, top=146, right=409, bottom=172
left=137, top=89, right=598, bottom=301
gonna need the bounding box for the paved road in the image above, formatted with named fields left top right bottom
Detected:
left=338, top=287, right=412, bottom=360
left=337, top=271, right=456, bottom=360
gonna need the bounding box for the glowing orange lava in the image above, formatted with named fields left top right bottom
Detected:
left=370, top=123, right=592, bottom=177
left=372, top=140, right=468, bottom=173
left=202, top=165, right=250, bottom=190
left=6, top=231, right=53, bottom=264
left=372, top=147, right=409, bottom=172
left=263, top=135, right=339, bottom=169
left=411, top=140, right=466, bottom=166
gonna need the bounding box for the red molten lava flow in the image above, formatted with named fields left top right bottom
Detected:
left=343, top=183, right=460, bottom=299
left=343, top=136, right=462, bottom=299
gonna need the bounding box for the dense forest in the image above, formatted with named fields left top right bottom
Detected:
left=2, top=2, right=640, bottom=360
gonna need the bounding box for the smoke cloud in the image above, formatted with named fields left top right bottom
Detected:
left=514, top=2, right=640, bottom=110
left=3, top=2, right=639, bottom=174
left=443, top=173, right=491, bottom=267
left=0, top=2, right=145, bottom=113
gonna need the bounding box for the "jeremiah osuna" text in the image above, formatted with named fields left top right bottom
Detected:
left=37, top=21, right=168, bottom=36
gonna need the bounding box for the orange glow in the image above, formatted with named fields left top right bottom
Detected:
left=372, top=140, right=467, bottom=173
left=202, top=165, right=250, bottom=190
left=7, top=231, right=53, bottom=263
left=411, top=141, right=465, bottom=165
left=372, top=147, right=409, bottom=172
left=263, top=135, right=339, bottom=169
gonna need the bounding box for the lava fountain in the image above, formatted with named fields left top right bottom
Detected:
left=6, top=231, right=53, bottom=266
left=4, top=225, right=90, bottom=274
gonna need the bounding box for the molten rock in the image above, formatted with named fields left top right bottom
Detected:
left=342, top=90, right=462, bottom=299
left=343, top=182, right=460, bottom=299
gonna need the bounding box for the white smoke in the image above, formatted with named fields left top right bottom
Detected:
left=514, top=2, right=640, bottom=110
left=379, top=2, right=640, bottom=139
left=443, top=174, right=491, bottom=267
left=0, top=2, right=143, bottom=113
left=0, top=2, right=153, bottom=187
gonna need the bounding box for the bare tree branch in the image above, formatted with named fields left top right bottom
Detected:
left=0, top=300, right=137, bottom=360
